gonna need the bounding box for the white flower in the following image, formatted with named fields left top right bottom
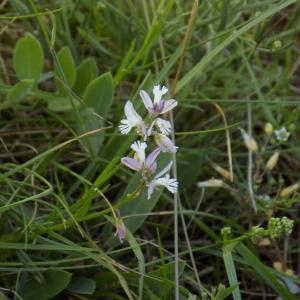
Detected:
left=119, top=101, right=146, bottom=136
left=154, top=133, right=177, bottom=153
left=155, top=118, right=171, bottom=135
left=131, top=141, right=147, bottom=164
left=274, top=127, right=290, bottom=142
left=147, top=161, right=178, bottom=200
left=154, top=174, right=178, bottom=193
left=153, top=85, right=168, bottom=104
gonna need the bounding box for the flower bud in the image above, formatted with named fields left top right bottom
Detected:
left=211, top=163, right=232, bottom=181
left=280, top=183, right=300, bottom=198
left=273, top=261, right=284, bottom=272
left=285, top=269, right=295, bottom=276
left=257, top=238, right=271, bottom=247
left=266, top=151, right=280, bottom=171
left=221, top=227, right=231, bottom=240
left=264, top=123, right=273, bottom=136
left=197, top=179, right=224, bottom=188
left=272, top=40, right=282, bottom=51
left=288, top=123, right=296, bottom=132
left=115, top=211, right=126, bottom=243
left=154, top=133, right=177, bottom=153
left=240, top=128, right=258, bottom=152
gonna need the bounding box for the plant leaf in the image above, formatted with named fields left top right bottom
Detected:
left=145, top=261, right=185, bottom=298
left=74, top=57, right=98, bottom=97
left=47, top=97, right=79, bottom=112
left=13, top=33, right=44, bottom=82
left=236, top=243, right=296, bottom=300
left=67, top=277, right=96, bottom=295
left=55, top=46, right=76, bottom=92
left=19, top=269, right=72, bottom=300
left=6, top=79, right=34, bottom=103
left=222, top=244, right=241, bottom=300
left=79, top=72, right=114, bottom=155
left=215, top=284, right=239, bottom=299
left=83, top=72, right=113, bottom=116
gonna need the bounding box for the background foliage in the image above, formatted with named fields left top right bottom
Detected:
left=0, top=0, right=300, bottom=299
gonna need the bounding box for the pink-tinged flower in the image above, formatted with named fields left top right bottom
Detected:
left=119, top=101, right=146, bottom=137
left=154, top=133, right=177, bottom=153
left=147, top=118, right=172, bottom=137
left=121, top=141, right=161, bottom=176
left=147, top=161, right=178, bottom=200
left=140, top=85, right=177, bottom=116
left=115, top=216, right=126, bottom=243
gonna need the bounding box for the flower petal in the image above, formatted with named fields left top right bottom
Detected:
left=140, top=90, right=153, bottom=113
left=119, top=119, right=131, bottom=134
left=154, top=161, right=173, bottom=179
left=165, top=177, right=178, bottom=193
left=156, top=118, right=171, bottom=135
left=154, top=174, right=178, bottom=193
left=124, top=100, right=143, bottom=125
left=155, top=133, right=178, bottom=153
left=145, top=148, right=160, bottom=173
left=160, top=99, right=177, bottom=114
left=121, top=157, right=142, bottom=171
left=147, top=120, right=156, bottom=137
left=131, top=141, right=147, bottom=164
left=148, top=161, right=157, bottom=174
left=274, top=127, right=290, bottom=142
left=115, top=221, right=126, bottom=243
left=147, top=181, right=156, bottom=200
left=153, top=85, right=168, bottom=104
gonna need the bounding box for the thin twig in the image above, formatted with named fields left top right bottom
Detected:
left=171, top=0, right=199, bottom=96
left=213, top=103, right=233, bottom=182
left=170, top=1, right=200, bottom=298
left=247, top=102, right=257, bottom=212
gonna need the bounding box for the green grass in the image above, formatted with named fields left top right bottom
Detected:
left=0, top=0, right=300, bottom=299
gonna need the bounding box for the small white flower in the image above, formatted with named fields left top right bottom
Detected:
left=147, top=161, right=178, bottom=199
left=155, top=118, right=172, bottom=135
left=153, top=85, right=168, bottom=104
left=119, top=101, right=146, bottom=136
left=131, top=141, right=147, bottom=164
left=154, top=174, right=178, bottom=193
left=274, top=127, right=290, bottom=142
left=154, top=133, right=177, bottom=153
left=257, top=194, right=271, bottom=202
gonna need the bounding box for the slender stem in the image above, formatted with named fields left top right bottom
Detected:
left=171, top=0, right=199, bottom=96
left=170, top=1, right=200, bottom=298
left=169, top=111, right=180, bottom=300
left=247, top=102, right=257, bottom=212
